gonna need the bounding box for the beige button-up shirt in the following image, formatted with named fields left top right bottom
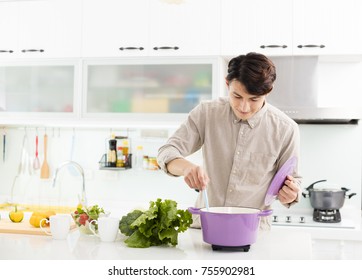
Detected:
left=157, top=97, right=301, bottom=228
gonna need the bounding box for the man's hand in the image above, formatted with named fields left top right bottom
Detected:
left=183, top=165, right=209, bottom=191
left=278, top=175, right=299, bottom=204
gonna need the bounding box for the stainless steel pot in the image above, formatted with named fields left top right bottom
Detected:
left=302, top=179, right=356, bottom=210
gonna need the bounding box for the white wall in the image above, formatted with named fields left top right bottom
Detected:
left=0, top=124, right=361, bottom=214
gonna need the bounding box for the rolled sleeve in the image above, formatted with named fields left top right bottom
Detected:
left=157, top=145, right=183, bottom=177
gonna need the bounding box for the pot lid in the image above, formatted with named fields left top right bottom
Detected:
left=264, top=156, right=297, bottom=206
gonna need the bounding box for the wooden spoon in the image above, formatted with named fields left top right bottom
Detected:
left=40, top=133, right=50, bottom=179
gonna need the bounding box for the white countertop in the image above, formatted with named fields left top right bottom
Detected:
left=0, top=226, right=312, bottom=260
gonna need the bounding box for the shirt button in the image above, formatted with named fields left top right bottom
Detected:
left=237, top=151, right=240, bottom=155
left=229, top=189, right=233, bottom=193
left=234, top=119, right=238, bottom=123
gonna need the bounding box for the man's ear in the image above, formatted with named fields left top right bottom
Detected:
left=225, top=79, right=229, bottom=87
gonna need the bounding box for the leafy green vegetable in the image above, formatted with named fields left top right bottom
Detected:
left=119, top=209, right=143, bottom=236
left=119, top=198, right=192, bottom=248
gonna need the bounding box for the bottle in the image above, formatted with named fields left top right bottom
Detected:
left=134, top=145, right=144, bottom=170
left=122, top=139, right=129, bottom=167
left=148, top=157, right=158, bottom=170
left=116, top=147, right=124, bottom=167
left=143, top=155, right=149, bottom=170
left=108, top=136, right=117, bottom=167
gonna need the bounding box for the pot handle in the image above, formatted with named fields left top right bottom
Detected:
left=346, top=193, right=357, bottom=199
left=188, top=207, right=201, bottom=215
left=306, top=179, right=327, bottom=190
left=258, top=209, right=273, bottom=217
left=302, top=192, right=309, bottom=198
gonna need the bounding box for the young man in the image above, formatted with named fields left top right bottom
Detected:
left=157, top=52, right=301, bottom=229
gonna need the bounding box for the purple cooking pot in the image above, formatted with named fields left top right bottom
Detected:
left=188, top=207, right=273, bottom=247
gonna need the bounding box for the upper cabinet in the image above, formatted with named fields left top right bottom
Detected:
left=221, top=0, right=362, bottom=57
left=221, top=0, right=293, bottom=56
left=0, top=61, right=79, bottom=125
left=0, top=0, right=82, bottom=59
left=147, top=0, right=220, bottom=56
left=82, top=57, right=219, bottom=126
left=292, top=0, right=362, bottom=56
left=82, top=0, right=149, bottom=58
left=82, top=0, right=220, bottom=57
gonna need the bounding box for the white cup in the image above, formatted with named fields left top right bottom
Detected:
left=40, top=214, right=71, bottom=240
left=89, top=217, right=119, bottom=242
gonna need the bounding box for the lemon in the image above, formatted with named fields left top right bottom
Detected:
left=9, top=205, right=24, bottom=223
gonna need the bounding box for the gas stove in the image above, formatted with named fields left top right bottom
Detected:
left=313, top=209, right=341, bottom=223
left=271, top=210, right=356, bottom=229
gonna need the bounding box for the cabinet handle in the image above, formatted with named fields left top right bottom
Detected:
left=21, top=49, right=45, bottom=53
left=119, top=47, right=144, bottom=51
left=297, top=45, right=325, bottom=48
left=260, top=45, right=287, bottom=49
left=153, top=46, right=179, bottom=50
left=0, top=50, right=14, bottom=53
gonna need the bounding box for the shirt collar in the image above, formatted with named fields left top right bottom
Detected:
left=232, top=102, right=268, bottom=128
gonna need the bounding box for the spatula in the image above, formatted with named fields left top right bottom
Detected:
left=40, top=133, right=50, bottom=179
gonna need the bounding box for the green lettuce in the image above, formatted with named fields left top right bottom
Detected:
left=119, top=198, right=193, bottom=248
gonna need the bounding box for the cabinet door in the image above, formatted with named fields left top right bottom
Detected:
left=83, top=58, right=215, bottom=125
left=0, top=2, right=20, bottom=58
left=148, top=0, right=220, bottom=56
left=221, top=0, right=293, bottom=56
left=293, top=0, right=361, bottom=55
left=82, top=0, right=149, bottom=57
left=0, top=0, right=82, bottom=59
left=0, top=64, right=76, bottom=114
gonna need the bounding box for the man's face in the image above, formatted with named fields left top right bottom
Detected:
left=227, top=80, right=267, bottom=121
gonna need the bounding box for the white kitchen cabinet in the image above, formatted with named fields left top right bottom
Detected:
left=0, top=0, right=82, bottom=59
left=293, top=0, right=362, bottom=56
left=82, top=57, right=218, bottom=126
left=82, top=0, right=220, bottom=57
left=147, top=0, right=220, bottom=56
left=221, top=0, right=293, bottom=56
left=221, top=0, right=362, bottom=57
left=0, top=61, right=80, bottom=124
left=82, top=0, right=149, bottom=58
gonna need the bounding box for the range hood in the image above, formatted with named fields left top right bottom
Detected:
left=266, top=56, right=362, bottom=124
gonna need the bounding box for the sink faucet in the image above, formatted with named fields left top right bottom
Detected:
left=52, top=161, right=87, bottom=207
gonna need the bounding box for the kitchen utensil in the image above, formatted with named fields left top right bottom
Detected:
left=188, top=207, right=272, bottom=248
left=33, top=134, right=40, bottom=170
left=68, top=130, right=78, bottom=176
left=302, top=179, right=356, bottom=210
left=40, top=133, right=50, bottom=179
left=264, top=156, right=297, bottom=206
left=203, top=189, right=209, bottom=211
left=2, top=128, right=5, bottom=162
left=18, top=134, right=27, bottom=174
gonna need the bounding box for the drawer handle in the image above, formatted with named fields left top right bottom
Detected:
left=0, top=50, right=14, bottom=53
left=119, top=47, right=144, bottom=51
left=260, top=45, right=287, bottom=49
left=153, top=46, right=179, bottom=50
left=297, top=44, right=325, bottom=48
left=21, top=49, right=45, bottom=53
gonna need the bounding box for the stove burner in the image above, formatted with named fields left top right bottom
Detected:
left=211, top=244, right=251, bottom=252
left=313, top=209, right=341, bottom=223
